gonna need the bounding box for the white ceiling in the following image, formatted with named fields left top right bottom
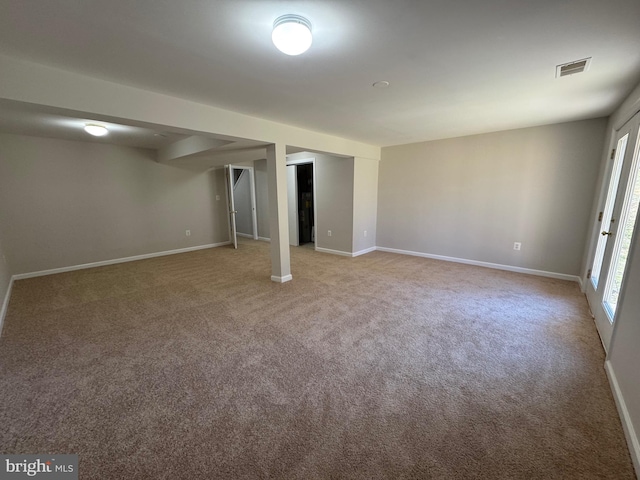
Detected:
left=0, top=100, right=270, bottom=169
left=0, top=0, right=639, bottom=147
left=0, top=100, right=189, bottom=149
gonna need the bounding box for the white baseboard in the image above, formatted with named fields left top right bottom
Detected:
left=605, top=360, right=640, bottom=477
left=352, top=246, right=377, bottom=258
left=315, top=246, right=375, bottom=258
left=271, top=274, right=293, bottom=283
left=12, top=242, right=231, bottom=280
left=375, top=246, right=581, bottom=283
left=236, top=233, right=254, bottom=239
left=258, top=237, right=271, bottom=242
left=315, top=247, right=352, bottom=257
left=0, top=276, right=15, bottom=338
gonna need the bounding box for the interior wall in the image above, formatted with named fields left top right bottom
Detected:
left=287, top=152, right=354, bottom=254
left=0, top=133, right=229, bottom=274
left=0, top=238, right=10, bottom=293
left=377, top=118, right=607, bottom=275
left=253, top=159, right=270, bottom=240
left=605, top=79, right=640, bottom=476
left=608, top=227, right=640, bottom=476
left=352, top=158, right=379, bottom=254
left=0, top=236, right=12, bottom=327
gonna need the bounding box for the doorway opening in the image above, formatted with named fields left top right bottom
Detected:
left=297, top=163, right=314, bottom=246
left=286, top=158, right=317, bottom=249
left=225, top=164, right=258, bottom=249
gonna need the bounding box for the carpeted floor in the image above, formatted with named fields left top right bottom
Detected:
left=0, top=241, right=635, bottom=479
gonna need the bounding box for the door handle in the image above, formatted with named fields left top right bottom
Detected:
left=230, top=210, right=238, bottom=214
left=601, top=231, right=613, bottom=236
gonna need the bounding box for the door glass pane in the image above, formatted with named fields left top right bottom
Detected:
left=603, top=130, right=640, bottom=319
left=591, top=134, right=628, bottom=287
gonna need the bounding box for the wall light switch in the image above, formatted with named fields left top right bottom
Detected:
left=328, top=230, right=332, bottom=237
left=216, top=195, right=220, bottom=201
left=186, top=230, right=191, bottom=237
left=364, top=230, right=367, bottom=237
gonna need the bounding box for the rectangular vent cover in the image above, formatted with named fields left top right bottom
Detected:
left=556, top=58, right=592, bottom=78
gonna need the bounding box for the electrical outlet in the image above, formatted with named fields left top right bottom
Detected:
left=215, top=195, right=220, bottom=201
left=328, top=230, right=332, bottom=237
left=364, top=230, right=367, bottom=237
left=186, top=230, right=191, bottom=237
left=513, top=242, right=521, bottom=251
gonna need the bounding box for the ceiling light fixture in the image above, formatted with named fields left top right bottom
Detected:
left=272, top=15, right=312, bottom=56
left=84, top=124, right=109, bottom=136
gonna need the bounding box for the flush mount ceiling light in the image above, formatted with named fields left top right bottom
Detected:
left=272, top=15, right=312, bottom=56
left=84, top=124, right=109, bottom=136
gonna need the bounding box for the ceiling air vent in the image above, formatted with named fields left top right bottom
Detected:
left=556, top=58, right=591, bottom=78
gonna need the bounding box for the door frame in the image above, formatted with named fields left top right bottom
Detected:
left=227, top=164, right=259, bottom=241
left=224, top=165, right=238, bottom=249
left=583, top=106, right=640, bottom=287
left=287, top=165, right=299, bottom=247
left=286, top=157, right=317, bottom=250
left=584, top=111, right=640, bottom=352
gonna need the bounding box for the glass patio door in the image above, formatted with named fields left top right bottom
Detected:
left=586, top=112, right=640, bottom=351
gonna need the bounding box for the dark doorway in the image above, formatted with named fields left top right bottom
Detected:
left=296, top=163, right=314, bottom=245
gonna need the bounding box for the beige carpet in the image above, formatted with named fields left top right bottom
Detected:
left=0, top=241, right=635, bottom=479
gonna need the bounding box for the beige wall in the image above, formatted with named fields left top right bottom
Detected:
left=377, top=119, right=607, bottom=275
left=0, top=133, right=229, bottom=274
left=317, top=154, right=354, bottom=253
left=605, top=80, right=640, bottom=476
left=609, top=228, right=640, bottom=476
left=253, top=159, right=270, bottom=240
left=0, top=238, right=10, bottom=294
left=0, top=236, right=11, bottom=329
left=352, top=158, right=379, bottom=253
left=287, top=152, right=354, bottom=254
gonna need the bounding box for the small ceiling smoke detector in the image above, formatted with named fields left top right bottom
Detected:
left=373, top=81, right=390, bottom=88
left=84, top=124, right=109, bottom=136
left=556, top=58, right=592, bottom=78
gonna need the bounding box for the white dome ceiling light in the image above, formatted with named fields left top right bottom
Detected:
left=272, top=15, right=312, bottom=56
left=84, top=124, right=109, bottom=136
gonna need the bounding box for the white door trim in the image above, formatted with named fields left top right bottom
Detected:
left=224, top=165, right=237, bottom=249
left=286, top=165, right=299, bottom=247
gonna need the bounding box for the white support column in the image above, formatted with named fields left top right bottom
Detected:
left=266, top=143, right=292, bottom=283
